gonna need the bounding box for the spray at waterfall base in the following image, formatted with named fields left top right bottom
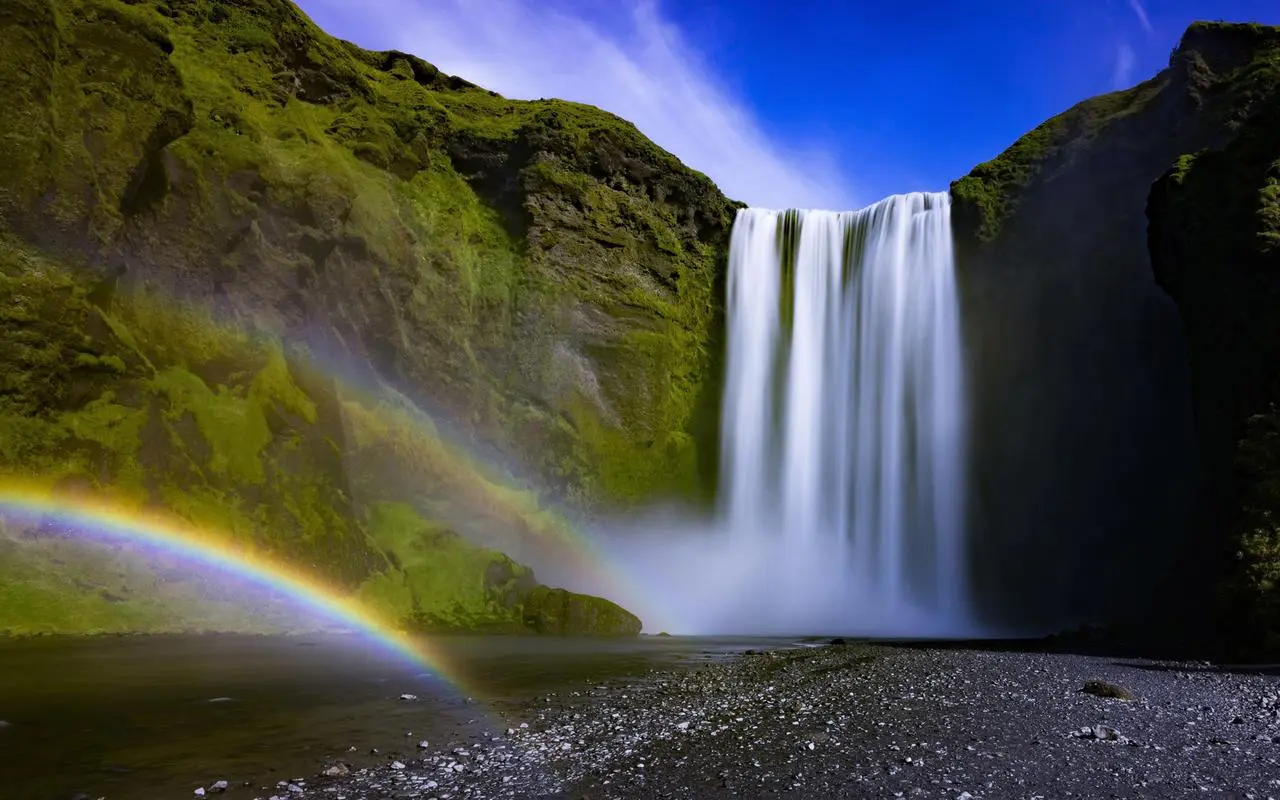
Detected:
left=576, top=193, right=980, bottom=638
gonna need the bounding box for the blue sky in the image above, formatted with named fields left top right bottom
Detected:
left=297, top=0, right=1279, bottom=209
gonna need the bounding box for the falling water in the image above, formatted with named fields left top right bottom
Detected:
left=718, top=192, right=969, bottom=633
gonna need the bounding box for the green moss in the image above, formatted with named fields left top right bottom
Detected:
left=0, top=240, right=627, bottom=634
left=149, top=366, right=272, bottom=484
left=1168, top=152, right=1204, bottom=186
left=0, top=0, right=700, bottom=634
left=1223, top=407, right=1280, bottom=657
left=953, top=22, right=1280, bottom=244
left=0, top=527, right=320, bottom=635
left=338, top=393, right=578, bottom=553
left=107, top=291, right=245, bottom=373
left=521, top=584, right=642, bottom=636
left=566, top=327, right=703, bottom=504
left=1147, top=70, right=1280, bottom=658
left=950, top=79, right=1164, bottom=242
left=251, top=345, right=317, bottom=424
left=1259, top=159, right=1280, bottom=252
left=355, top=501, right=533, bottom=631
left=0, top=0, right=194, bottom=239
left=2, top=0, right=735, bottom=510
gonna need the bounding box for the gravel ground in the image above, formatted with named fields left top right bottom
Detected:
left=230, top=643, right=1280, bottom=800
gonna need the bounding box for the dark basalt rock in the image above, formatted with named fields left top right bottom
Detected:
left=1081, top=679, right=1136, bottom=701
left=948, top=21, right=1280, bottom=639
left=1147, top=55, right=1280, bottom=659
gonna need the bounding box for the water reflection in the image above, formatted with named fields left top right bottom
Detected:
left=0, top=633, right=795, bottom=799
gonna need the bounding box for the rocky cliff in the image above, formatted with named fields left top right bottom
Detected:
left=0, top=0, right=733, bottom=635
left=0, top=0, right=735, bottom=509
left=951, top=22, right=1280, bottom=645
left=1147, top=24, right=1280, bottom=657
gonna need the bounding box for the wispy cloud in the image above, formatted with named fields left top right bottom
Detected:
left=1112, top=43, right=1137, bottom=89
left=298, top=0, right=855, bottom=210
left=1127, top=0, right=1154, bottom=34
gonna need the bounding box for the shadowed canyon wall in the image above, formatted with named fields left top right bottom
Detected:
left=951, top=22, right=1280, bottom=641
left=1147, top=26, right=1280, bottom=657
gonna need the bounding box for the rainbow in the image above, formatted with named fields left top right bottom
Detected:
left=0, top=483, right=470, bottom=691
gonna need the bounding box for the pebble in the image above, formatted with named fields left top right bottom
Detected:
left=1081, top=679, right=1136, bottom=700
left=1070, top=723, right=1136, bottom=745
left=286, top=644, right=1280, bottom=799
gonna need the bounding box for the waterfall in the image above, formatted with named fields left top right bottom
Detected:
left=718, top=192, right=969, bottom=633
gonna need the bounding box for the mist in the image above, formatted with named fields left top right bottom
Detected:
left=525, top=504, right=986, bottom=638
left=530, top=197, right=993, bottom=640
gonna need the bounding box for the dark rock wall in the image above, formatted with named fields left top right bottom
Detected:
left=1147, top=40, right=1280, bottom=656
left=950, top=22, right=1280, bottom=633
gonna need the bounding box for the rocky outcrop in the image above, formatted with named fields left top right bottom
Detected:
left=1147, top=31, right=1280, bottom=657
left=0, top=0, right=737, bottom=635
left=949, top=22, right=1280, bottom=634
left=0, top=237, right=639, bottom=636
left=521, top=585, right=643, bottom=637
left=0, top=0, right=736, bottom=512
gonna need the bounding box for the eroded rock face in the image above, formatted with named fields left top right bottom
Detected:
left=0, top=0, right=736, bottom=512
left=1147, top=44, right=1280, bottom=658
left=948, top=22, right=1280, bottom=634
left=0, top=0, right=703, bottom=634
left=521, top=586, right=643, bottom=637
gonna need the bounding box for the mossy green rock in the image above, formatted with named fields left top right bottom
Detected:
left=0, top=236, right=640, bottom=635
left=0, top=0, right=738, bottom=636
left=947, top=22, right=1280, bottom=633
left=521, top=585, right=642, bottom=637
left=1147, top=49, right=1280, bottom=659
left=356, top=501, right=540, bottom=634
left=0, top=0, right=735, bottom=512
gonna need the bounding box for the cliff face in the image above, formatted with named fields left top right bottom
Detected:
left=0, top=0, right=731, bottom=635
left=949, top=22, right=1280, bottom=633
left=0, top=235, right=643, bottom=636
left=1147, top=27, right=1280, bottom=657
left=0, top=0, right=735, bottom=511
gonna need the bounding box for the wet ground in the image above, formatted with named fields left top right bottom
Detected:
left=0, top=633, right=795, bottom=800
left=303, top=642, right=1280, bottom=800
left=6, top=636, right=1280, bottom=800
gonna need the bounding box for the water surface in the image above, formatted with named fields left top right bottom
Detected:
left=0, top=633, right=793, bottom=799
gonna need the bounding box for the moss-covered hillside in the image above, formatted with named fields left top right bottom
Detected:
left=952, top=22, right=1280, bottom=244
left=0, top=0, right=739, bottom=636
left=0, top=235, right=640, bottom=636
left=948, top=20, right=1280, bottom=650
left=0, top=0, right=736, bottom=511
